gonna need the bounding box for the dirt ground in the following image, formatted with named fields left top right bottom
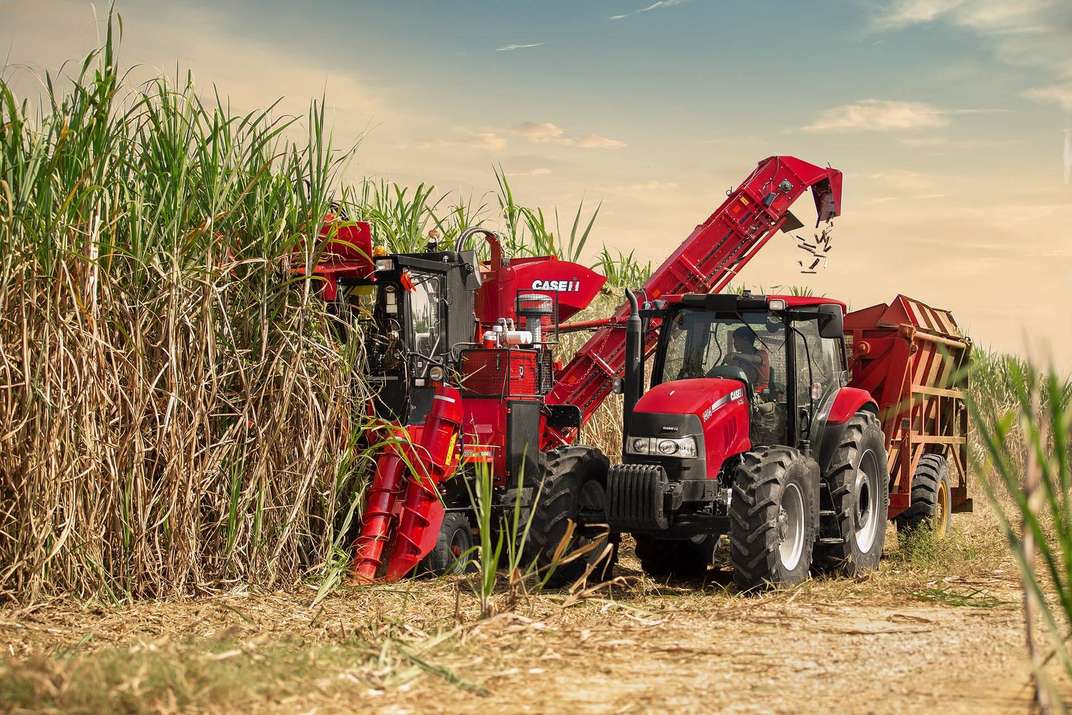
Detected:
left=0, top=513, right=1047, bottom=714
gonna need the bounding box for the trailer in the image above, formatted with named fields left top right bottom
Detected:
left=845, top=295, right=972, bottom=534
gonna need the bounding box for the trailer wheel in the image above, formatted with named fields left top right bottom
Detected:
left=419, top=512, right=475, bottom=576
left=730, top=447, right=819, bottom=592
left=896, top=454, right=952, bottom=538
left=634, top=534, right=716, bottom=579
left=525, top=446, right=617, bottom=587
left=814, top=411, right=890, bottom=576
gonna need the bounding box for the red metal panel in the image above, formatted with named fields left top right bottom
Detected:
left=460, top=349, right=539, bottom=397
left=476, top=257, right=606, bottom=327
left=826, top=387, right=878, bottom=424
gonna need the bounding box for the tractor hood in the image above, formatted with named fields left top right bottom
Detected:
left=631, top=378, right=751, bottom=479
left=635, top=378, right=748, bottom=422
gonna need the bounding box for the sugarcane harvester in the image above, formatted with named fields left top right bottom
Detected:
left=307, top=156, right=851, bottom=583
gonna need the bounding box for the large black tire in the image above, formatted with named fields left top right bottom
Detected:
left=524, top=446, right=616, bottom=587
left=634, top=534, right=716, bottom=579
left=419, top=511, right=475, bottom=576
left=896, top=454, right=952, bottom=538
left=814, top=411, right=890, bottom=576
left=730, top=447, right=819, bottom=592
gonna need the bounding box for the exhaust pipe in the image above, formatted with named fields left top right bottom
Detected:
left=623, top=289, right=643, bottom=456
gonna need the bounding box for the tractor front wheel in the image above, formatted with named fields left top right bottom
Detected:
left=814, top=411, right=890, bottom=576
left=730, top=446, right=819, bottom=592
left=524, top=446, right=617, bottom=587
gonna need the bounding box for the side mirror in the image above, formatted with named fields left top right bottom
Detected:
left=817, top=304, right=844, bottom=339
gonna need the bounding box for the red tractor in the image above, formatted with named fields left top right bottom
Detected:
left=609, top=291, right=972, bottom=589
left=308, top=155, right=968, bottom=588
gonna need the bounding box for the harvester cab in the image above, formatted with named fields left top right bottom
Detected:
left=344, top=245, right=481, bottom=424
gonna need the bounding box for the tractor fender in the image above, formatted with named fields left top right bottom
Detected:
left=632, top=378, right=751, bottom=477
left=815, top=387, right=879, bottom=475
left=825, top=387, right=877, bottom=425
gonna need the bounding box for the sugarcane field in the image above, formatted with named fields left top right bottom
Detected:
left=2, top=2, right=1071, bottom=713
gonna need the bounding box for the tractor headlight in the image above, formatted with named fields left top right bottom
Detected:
left=627, top=436, right=698, bottom=459
left=428, top=365, right=445, bottom=382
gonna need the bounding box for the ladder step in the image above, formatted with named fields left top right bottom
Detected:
left=819, top=509, right=836, bottom=517
left=819, top=537, right=845, bottom=545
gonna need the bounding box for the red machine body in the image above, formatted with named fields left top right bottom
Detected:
left=304, top=218, right=374, bottom=301
left=632, top=378, right=751, bottom=474
left=476, top=255, right=605, bottom=328
left=352, top=383, right=463, bottom=582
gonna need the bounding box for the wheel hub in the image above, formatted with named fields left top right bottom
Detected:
left=854, top=449, right=881, bottom=552
left=777, top=483, right=805, bottom=571
left=935, top=480, right=949, bottom=538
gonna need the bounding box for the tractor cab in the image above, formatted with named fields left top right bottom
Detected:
left=608, top=291, right=862, bottom=551
left=643, top=292, right=848, bottom=458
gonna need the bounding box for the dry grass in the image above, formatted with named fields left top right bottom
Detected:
left=0, top=506, right=1033, bottom=714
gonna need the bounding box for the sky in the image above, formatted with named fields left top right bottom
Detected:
left=3, top=0, right=1072, bottom=366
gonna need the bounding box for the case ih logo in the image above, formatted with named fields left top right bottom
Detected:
left=531, top=279, right=581, bottom=292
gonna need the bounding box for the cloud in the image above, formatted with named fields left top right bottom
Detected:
left=496, top=42, right=544, bottom=52
left=898, top=135, right=948, bottom=147
left=0, top=0, right=387, bottom=132
left=405, top=130, right=507, bottom=152
left=576, top=134, right=627, bottom=149
left=1066, top=129, right=1072, bottom=184
left=512, top=167, right=553, bottom=177
left=1026, top=84, right=1072, bottom=113
left=609, top=0, right=689, bottom=21
left=513, top=122, right=626, bottom=149
left=617, top=180, right=681, bottom=192
left=803, top=99, right=950, bottom=133
left=515, top=122, right=569, bottom=143
left=872, top=1, right=1072, bottom=111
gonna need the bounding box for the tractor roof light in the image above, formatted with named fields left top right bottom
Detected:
left=768, top=299, right=787, bottom=311
left=375, top=257, right=395, bottom=272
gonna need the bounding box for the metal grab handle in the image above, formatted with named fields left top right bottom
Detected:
left=454, top=227, right=507, bottom=270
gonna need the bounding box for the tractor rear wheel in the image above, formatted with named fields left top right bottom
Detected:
left=814, top=411, right=890, bottom=576
left=524, top=446, right=617, bottom=587
left=896, top=454, right=952, bottom=538
left=634, top=534, right=716, bottom=579
left=419, top=511, right=475, bottom=576
left=730, top=446, right=819, bottom=592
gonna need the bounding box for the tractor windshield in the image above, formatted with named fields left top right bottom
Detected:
left=660, top=309, right=787, bottom=397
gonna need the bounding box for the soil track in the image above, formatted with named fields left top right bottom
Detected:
left=0, top=515, right=1041, bottom=713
